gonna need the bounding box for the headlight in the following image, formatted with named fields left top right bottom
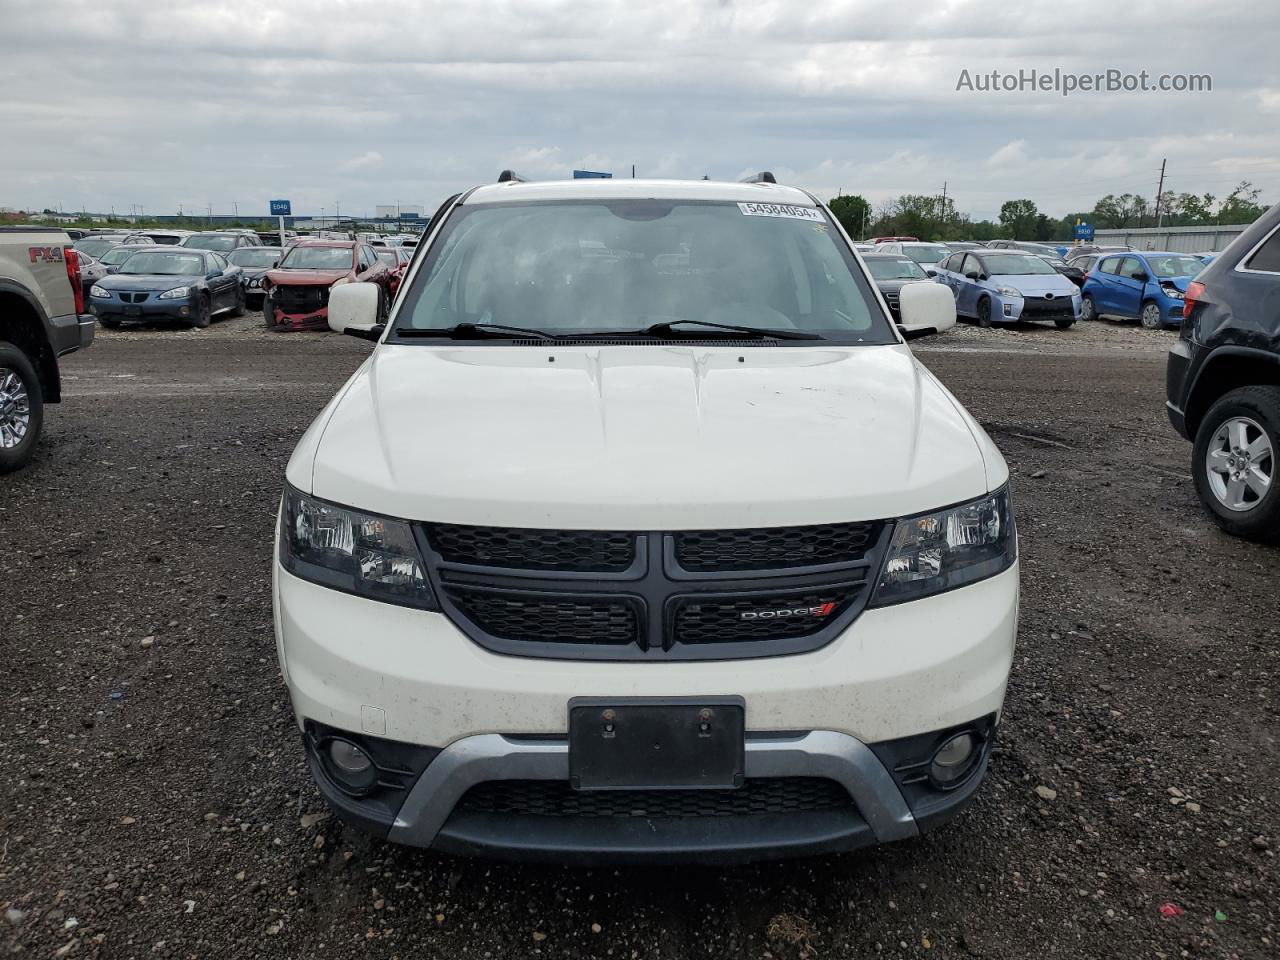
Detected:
left=995, top=286, right=1022, bottom=298
left=158, top=286, right=192, bottom=300
left=279, top=487, right=436, bottom=610
left=248, top=277, right=260, bottom=288
left=871, top=487, right=1016, bottom=606
left=1160, top=285, right=1185, bottom=299
left=89, top=284, right=109, bottom=298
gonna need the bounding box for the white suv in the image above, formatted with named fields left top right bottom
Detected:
left=273, top=174, right=1018, bottom=863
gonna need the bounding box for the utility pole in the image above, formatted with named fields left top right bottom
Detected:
left=1154, top=158, right=1167, bottom=227
left=632, top=164, right=636, bottom=178
left=939, top=181, right=948, bottom=229
left=233, top=201, right=239, bottom=218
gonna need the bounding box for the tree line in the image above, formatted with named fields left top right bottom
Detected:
left=828, top=181, right=1270, bottom=243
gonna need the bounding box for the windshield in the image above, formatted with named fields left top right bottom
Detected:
left=376, top=249, right=399, bottom=266
left=183, top=234, right=238, bottom=252
left=74, top=237, right=120, bottom=258
left=901, top=244, right=950, bottom=264
left=393, top=199, right=895, bottom=344
left=119, top=251, right=207, bottom=276
left=866, top=258, right=928, bottom=280
left=99, top=246, right=144, bottom=265
left=980, top=254, right=1057, bottom=276
left=229, top=248, right=281, bottom=268
left=279, top=246, right=354, bottom=270
left=1145, top=255, right=1205, bottom=278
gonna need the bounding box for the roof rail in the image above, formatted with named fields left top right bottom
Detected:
left=497, top=170, right=526, bottom=183
left=741, top=171, right=777, bottom=184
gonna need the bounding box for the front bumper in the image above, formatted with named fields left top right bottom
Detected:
left=275, top=558, right=1017, bottom=859
left=90, top=294, right=196, bottom=323
left=264, top=301, right=329, bottom=331
left=1000, top=295, right=1082, bottom=322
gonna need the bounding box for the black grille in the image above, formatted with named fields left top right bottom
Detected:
left=448, top=587, right=639, bottom=646
left=1019, top=296, right=1074, bottom=319
left=120, top=292, right=150, bottom=304
left=426, top=524, right=636, bottom=572
left=673, top=586, right=860, bottom=644
left=675, top=522, right=881, bottom=571
left=455, top=777, right=853, bottom=819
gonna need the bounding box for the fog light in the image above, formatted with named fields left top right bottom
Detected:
left=929, top=732, right=977, bottom=786
left=324, top=738, right=377, bottom=795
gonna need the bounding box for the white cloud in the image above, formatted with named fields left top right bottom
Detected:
left=987, top=140, right=1028, bottom=169
left=339, top=151, right=384, bottom=172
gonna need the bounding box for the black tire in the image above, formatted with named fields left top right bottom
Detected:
left=1055, top=316, right=1076, bottom=329
left=0, top=342, right=45, bottom=474
left=976, top=296, right=993, bottom=328
left=192, top=295, right=211, bottom=329
left=229, top=285, right=246, bottom=318
left=1140, top=299, right=1164, bottom=330
left=1192, top=386, right=1280, bottom=542
left=1081, top=294, right=1097, bottom=322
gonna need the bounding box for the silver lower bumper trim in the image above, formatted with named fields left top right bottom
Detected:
left=388, top=730, right=918, bottom=848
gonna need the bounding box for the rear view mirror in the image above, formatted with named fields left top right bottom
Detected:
left=897, top=281, right=957, bottom=340
left=965, top=271, right=980, bottom=281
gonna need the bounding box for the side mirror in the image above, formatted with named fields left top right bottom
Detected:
left=964, top=271, right=980, bottom=281
left=925, top=269, right=937, bottom=278
left=327, top=282, right=383, bottom=340
left=897, top=281, right=956, bottom=340
left=208, top=270, right=220, bottom=279
left=106, top=265, right=120, bottom=274
left=1132, top=271, right=1149, bottom=283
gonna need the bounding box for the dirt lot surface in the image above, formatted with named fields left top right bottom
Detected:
left=2, top=317, right=1276, bottom=959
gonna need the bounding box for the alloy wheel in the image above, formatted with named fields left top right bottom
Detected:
left=1205, top=416, right=1273, bottom=512
left=0, top=367, right=31, bottom=449
left=1141, top=302, right=1163, bottom=329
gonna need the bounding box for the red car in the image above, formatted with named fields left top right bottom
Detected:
left=261, top=240, right=392, bottom=331
left=374, top=245, right=414, bottom=300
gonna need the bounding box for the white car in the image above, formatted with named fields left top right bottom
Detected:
left=273, top=174, right=1018, bottom=862
left=874, top=241, right=953, bottom=277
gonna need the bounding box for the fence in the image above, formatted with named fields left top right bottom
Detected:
left=1092, top=224, right=1250, bottom=253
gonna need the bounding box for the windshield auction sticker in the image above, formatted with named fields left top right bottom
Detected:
left=737, top=202, right=824, bottom=222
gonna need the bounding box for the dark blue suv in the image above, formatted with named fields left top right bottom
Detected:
left=1081, top=251, right=1205, bottom=329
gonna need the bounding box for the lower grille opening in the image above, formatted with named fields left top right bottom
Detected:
left=455, top=777, right=854, bottom=819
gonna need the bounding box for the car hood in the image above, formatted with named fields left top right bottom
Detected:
left=98, top=273, right=201, bottom=291
left=267, top=268, right=349, bottom=286
left=874, top=278, right=930, bottom=295
left=1155, top=275, right=1194, bottom=290
left=989, top=273, right=1078, bottom=297
left=236, top=266, right=272, bottom=279
left=291, top=344, right=1004, bottom=529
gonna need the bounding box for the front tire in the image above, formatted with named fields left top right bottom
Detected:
left=1081, top=294, right=1097, bottom=322
left=0, top=343, right=45, bottom=474
left=192, top=295, right=212, bottom=329
left=229, top=285, right=246, bottom=317
left=1055, top=316, right=1076, bottom=329
left=1140, top=300, right=1163, bottom=330
left=976, top=296, right=993, bottom=328
left=1192, top=386, right=1280, bottom=542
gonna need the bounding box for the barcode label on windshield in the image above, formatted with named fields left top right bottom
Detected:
left=738, top=202, right=824, bottom=222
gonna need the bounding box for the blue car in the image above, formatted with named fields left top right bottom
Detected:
left=89, top=248, right=244, bottom=329
left=1079, top=251, right=1205, bottom=329
left=935, top=249, right=1082, bottom=328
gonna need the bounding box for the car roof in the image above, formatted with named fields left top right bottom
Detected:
left=861, top=252, right=915, bottom=260
left=464, top=177, right=818, bottom=207
left=293, top=239, right=355, bottom=247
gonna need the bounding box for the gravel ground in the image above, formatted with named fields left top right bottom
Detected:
left=1, top=317, right=1276, bottom=959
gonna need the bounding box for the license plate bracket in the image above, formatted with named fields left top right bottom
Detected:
left=568, top=697, right=745, bottom=791
left=124, top=305, right=142, bottom=317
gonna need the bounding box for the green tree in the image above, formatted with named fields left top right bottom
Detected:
left=828, top=194, right=871, bottom=239
left=998, top=199, right=1039, bottom=240
left=1218, top=181, right=1266, bottom=224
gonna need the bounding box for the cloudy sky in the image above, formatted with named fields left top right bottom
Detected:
left=4, top=0, right=1279, bottom=221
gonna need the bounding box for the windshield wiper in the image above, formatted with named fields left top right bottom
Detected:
left=396, top=322, right=561, bottom=342
left=639, top=319, right=822, bottom=341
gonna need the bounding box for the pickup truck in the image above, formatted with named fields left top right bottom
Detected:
left=0, top=226, right=96, bottom=472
